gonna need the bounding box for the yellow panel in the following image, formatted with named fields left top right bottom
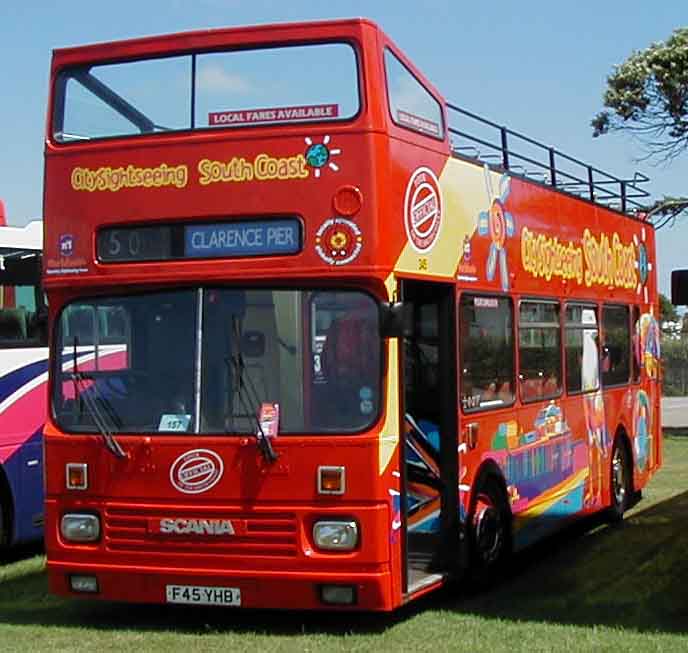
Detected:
left=379, top=273, right=400, bottom=475
left=394, top=158, right=499, bottom=276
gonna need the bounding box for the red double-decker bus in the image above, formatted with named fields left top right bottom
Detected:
left=43, top=19, right=661, bottom=611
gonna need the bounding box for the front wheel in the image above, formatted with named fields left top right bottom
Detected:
left=468, top=476, right=511, bottom=587
left=608, top=439, right=631, bottom=523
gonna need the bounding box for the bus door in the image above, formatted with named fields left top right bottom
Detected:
left=399, top=280, right=459, bottom=594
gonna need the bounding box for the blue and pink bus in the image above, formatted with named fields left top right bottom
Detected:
left=0, top=218, right=47, bottom=549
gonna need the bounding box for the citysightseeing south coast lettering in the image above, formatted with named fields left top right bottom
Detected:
left=521, top=226, right=638, bottom=290
left=198, top=153, right=309, bottom=185
left=71, top=151, right=314, bottom=193
left=71, top=163, right=188, bottom=192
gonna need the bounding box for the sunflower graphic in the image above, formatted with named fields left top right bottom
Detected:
left=477, top=165, right=515, bottom=291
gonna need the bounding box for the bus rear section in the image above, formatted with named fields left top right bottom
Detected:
left=0, top=220, right=47, bottom=549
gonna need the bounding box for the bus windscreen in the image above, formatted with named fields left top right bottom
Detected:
left=53, top=288, right=381, bottom=435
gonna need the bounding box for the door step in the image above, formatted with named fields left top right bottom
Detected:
left=407, top=571, right=445, bottom=595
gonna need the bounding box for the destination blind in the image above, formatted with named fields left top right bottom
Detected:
left=97, top=218, right=301, bottom=262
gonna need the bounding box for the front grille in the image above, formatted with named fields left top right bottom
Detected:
left=104, top=503, right=298, bottom=557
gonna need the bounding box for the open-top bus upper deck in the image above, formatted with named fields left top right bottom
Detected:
left=44, top=17, right=654, bottom=304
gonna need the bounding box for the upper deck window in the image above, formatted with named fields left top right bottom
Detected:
left=53, top=43, right=360, bottom=142
left=384, top=49, right=443, bottom=140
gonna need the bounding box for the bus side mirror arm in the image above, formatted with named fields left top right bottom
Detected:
left=379, top=302, right=413, bottom=339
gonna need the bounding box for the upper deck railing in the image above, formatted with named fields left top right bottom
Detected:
left=447, top=103, right=650, bottom=217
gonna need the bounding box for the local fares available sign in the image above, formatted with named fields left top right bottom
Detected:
left=520, top=226, right=639, bottom=290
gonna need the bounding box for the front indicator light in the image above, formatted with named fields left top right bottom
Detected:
left=318, top=466, right=345, bottom=494
left=70, top=575, right=99, bottom=593
left=66, top=463, right=88, bottom=490
left=313, top=520, right=358, bottom=551
left=61, top=513, right=100, bottom=542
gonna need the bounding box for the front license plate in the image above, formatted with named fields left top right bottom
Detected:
left=165, top=584, right=241, bottom=606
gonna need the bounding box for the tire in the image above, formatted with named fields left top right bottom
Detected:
left=0, top=473, right=13, bottom=549
left=468, top=476, right=511, bottom=587
left=0, top=494, right=7, bottom=549
left=608, top=438, right=631, bottom=523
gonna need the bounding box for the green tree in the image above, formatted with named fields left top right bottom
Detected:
left=592, top=27, right=688, bottom=162
left=660, top=292, right=679, bottom=323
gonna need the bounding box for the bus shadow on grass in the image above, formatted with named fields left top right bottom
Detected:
left=435, top=489, right=688, bottom=635
left=0, top=493, right=687, bottom=636
left=0, top=541, right=43, bottom=566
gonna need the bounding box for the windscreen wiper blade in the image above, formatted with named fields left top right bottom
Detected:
left=71, top=339, right=127, bottom=459
left=226, top=354, right=278, bottom=464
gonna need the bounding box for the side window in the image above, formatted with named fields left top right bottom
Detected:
left=602, top=305, right=631, bottom=387
left=565, top=304, right=599, bottom=394
left=459, top=295, right=514, bottom=411
left=519, top=301, right=561, bottom=402
left=632, top=306, right=641, bottom=383
left=384, top=49, right=444, bottom=139
left=0, top=285, right=46, bottom=348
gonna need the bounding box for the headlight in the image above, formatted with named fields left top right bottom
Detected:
left=61, top=513, right=100, bottom=542
left=313, top=520, right=358, bottom=551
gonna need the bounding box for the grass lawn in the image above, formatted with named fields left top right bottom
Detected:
left=1, top=436, right=687, bottom=652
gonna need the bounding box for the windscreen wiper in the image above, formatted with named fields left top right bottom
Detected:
left=226, top=318, right=278, bottom=464
left=71, top=338, right=127, bottom=459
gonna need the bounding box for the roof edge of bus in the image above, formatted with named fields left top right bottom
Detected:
left=51, top=17, right=382, bottom=61
left=0, top=220, right=43, bottom=250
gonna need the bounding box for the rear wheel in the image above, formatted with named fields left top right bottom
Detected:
left=608, top=438, right=631, bottom=523
left=468, top=476, right=511, bottom=586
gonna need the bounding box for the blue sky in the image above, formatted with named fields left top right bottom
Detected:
left=1, top=0, right=686, bottom=294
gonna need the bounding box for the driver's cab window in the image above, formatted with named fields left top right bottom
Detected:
left=313, top=292, right=380, bottom=430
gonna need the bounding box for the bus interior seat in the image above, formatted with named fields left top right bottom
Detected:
left=521, top=376, right=542, bottom=402
left=542, top=374, right=559, bottom=396
left=497, top=380, right=513, bottom=402
left=0, top=307, right=27, bottom=340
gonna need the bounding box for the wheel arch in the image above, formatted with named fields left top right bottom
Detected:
left=468, top=458, right=511, bottom=519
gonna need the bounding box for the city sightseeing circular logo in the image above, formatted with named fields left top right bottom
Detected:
left=404, top=166, right=442, bottom=253
left=170, top=449, right=224, bottom=494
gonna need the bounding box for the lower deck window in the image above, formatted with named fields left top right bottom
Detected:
left=459, top=295, right=514, bottom=411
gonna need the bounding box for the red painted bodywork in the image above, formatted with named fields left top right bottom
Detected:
left=43, top=18, right=661, bottom=611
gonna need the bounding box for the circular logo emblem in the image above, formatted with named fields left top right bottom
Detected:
left=170, top=449, right=224, bottom=494
left=305, top=143, right=330, bottom=168
left=315, top=217, right=363, bottom=265
left=404, top=167, right=442, bottom=253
